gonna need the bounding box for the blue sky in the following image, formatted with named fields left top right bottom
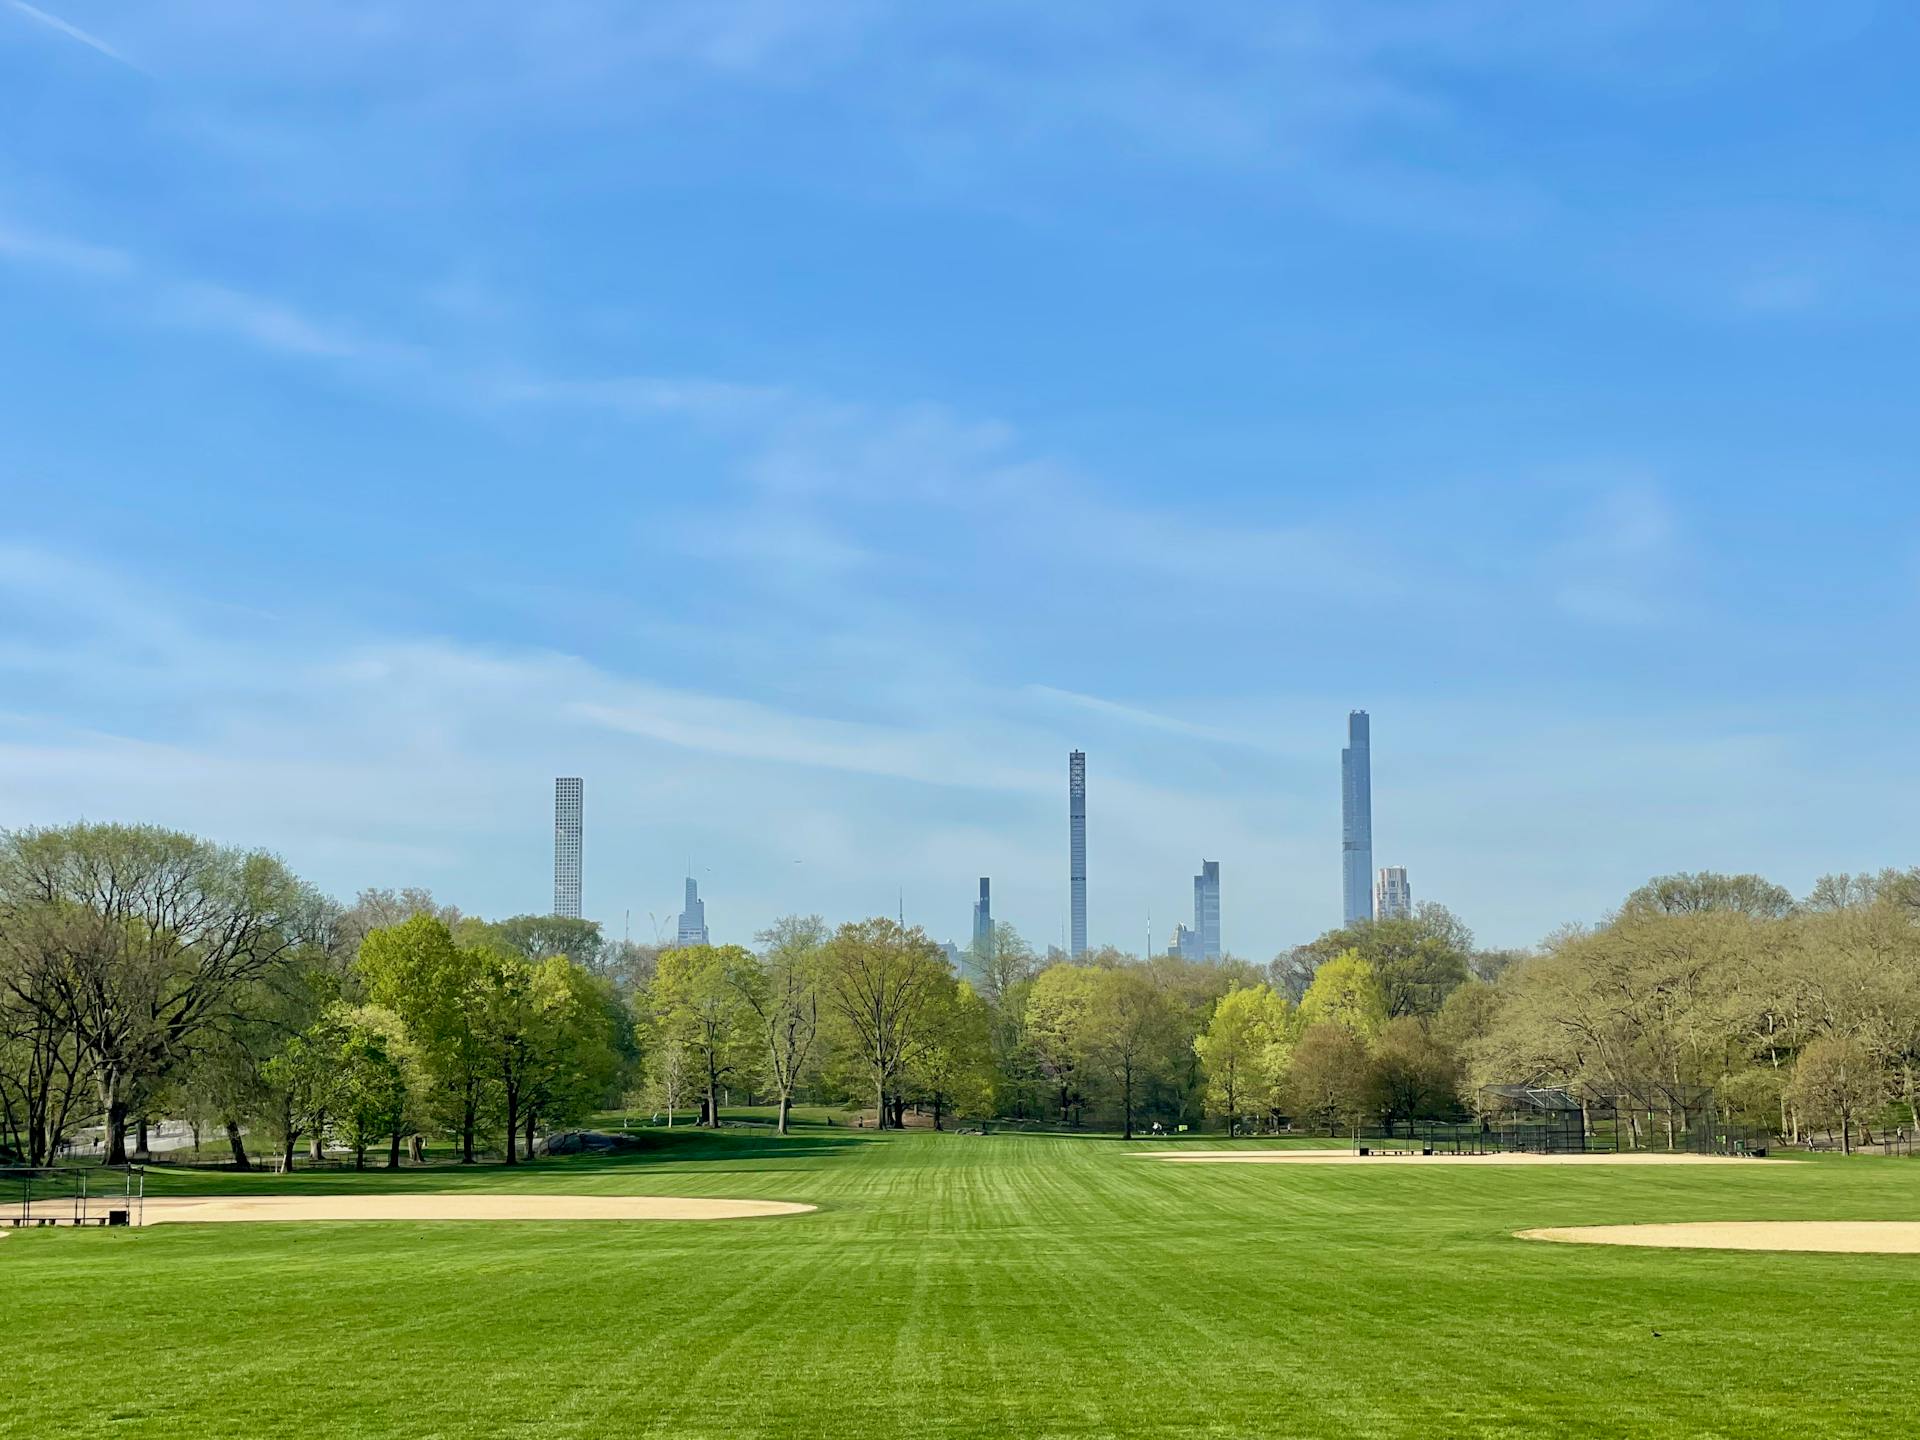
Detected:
left=3, top=2, right=1918, bottom=957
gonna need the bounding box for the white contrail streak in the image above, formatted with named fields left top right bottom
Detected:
left=6, top=0, right=137, bottom=67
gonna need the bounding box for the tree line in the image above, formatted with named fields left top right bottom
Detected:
left=4, top=821, right=1917, bottom=1163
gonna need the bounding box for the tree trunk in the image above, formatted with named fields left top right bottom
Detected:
left=134, top=1115, right=151, bottom=1163
left=308, top=1133, right=324, bottom=1162
left=387, top=1133, right=401, bottom=1169
left=280, top=1133, right=296, bottom=1174
left=354, top=1144, right=365, bottom=1171
left=875, top=1069, right=887, bottom=1131
left=462, top=1090, right=477, bottom=1164
left=524, top=1111, right=537, bottom=1160
left=100, top=1072, right=129, bottom=1166
left=409, top=1134, right=424, bottom=1164
left=226, top=1120, right=251, bottom=1171
left=932, top=1090, right=944, bottom=1132
left=504, top=1088, right=520, bottom=1166
left=777, top=1093, right=791, bottom=1136
left=1122, top=1064, right=1134, bottom=1140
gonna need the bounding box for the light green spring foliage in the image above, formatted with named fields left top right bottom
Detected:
left=1296, top=950, right=1389, bottom=1042
left=1193, top=983, right=1294, bottom=1122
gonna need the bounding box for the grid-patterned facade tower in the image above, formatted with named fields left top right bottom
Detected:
left=972, top=878, right=993, bottom=968
left=1068, top=751, right=1087, bottom=957
left=1375, top=866, right=1411, bottom=920
left=1195, top=859, right=1221, bottom=960
left=553, top=777, right=583, bottom=918
left=1341, top=711, right=1373, bottom=925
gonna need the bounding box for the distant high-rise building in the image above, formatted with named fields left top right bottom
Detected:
left=941, top=941, right=966, bottom=973
left=1068, top=750, right=1088, bottom=957
left=1190, top=859, right=1221, bottom=960
left=676, top=877, right=709, bottom=946
left=1168, top=922, right=1205, bottom=961
left=972, top=878, right=993, bottom=968
left=1375, top=866, right=1411, bottom=921
left=1341, top=711, right=1373, bottom=926
left=553, top=777, right=582, bottom=918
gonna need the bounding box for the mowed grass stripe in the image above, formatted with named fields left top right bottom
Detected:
left=4, top=1129, right=1917, bottom=1438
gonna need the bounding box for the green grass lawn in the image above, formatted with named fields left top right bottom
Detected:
left=4, top=1124, right=1916, bottom=1438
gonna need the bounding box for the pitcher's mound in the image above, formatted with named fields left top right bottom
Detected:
left=1518, top=1221, right=1920, bottom=1254
left=139, top=1194, right=814, bottom=1225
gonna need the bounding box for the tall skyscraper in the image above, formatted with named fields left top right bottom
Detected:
left=1193, top=859, right=1221, bottom=960
left=676, top=877, right=709, bottom=946
left=1068, top=750, right=1087, bottom=958
left=553, top=777, right=582, bottom=919
left=1341, top=711, right=1373, bottom=926
left=972, top=878, right=993, bottom=968
left=1375, top=866, right=1411, bottom=920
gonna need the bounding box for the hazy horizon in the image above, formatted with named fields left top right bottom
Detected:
left=5, top=4, right=1917, bottom=956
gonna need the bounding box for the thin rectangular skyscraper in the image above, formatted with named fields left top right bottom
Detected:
left=972, top=878, right=993, bottom=969
left=1341, top=711, right=1372, bottom=925
left=553, top=777, right=582, bottom=919
left=1068, top=750, right=1087, bottom=958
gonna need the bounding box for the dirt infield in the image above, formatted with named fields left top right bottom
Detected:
left=1518, top=1221, right=1920, bottom=1254
left=137, top=1194, right=815, bottom=1225
left=1138, top=1150, right=1764, bottom=1166
left=1128, top=1159, right=1758, bottom=1167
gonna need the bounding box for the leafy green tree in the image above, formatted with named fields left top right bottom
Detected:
left=1082, top=968, right=1177, bottom=1140
left=819, top=919, right=951, bottom=1129
left=1297, top=951, right=1389, bottom=1043
left=329, top=1007, right=412, bottom=1170
left=1195, top=985, right=1291, bottom=1134
left=1365, top=1017, right=1459, bottom=1126
left=476, top=914, right=608, bottom=975
left=0, top=823, right=324, bottom=1164
left=1289, top=913, right=1469, bottom=1019
left=1023, top=963, right=1103, bottom=1123
left=908, top=981, right=995, bottom=1129
left=735, top=916, right=827, bottom=1136
left=514, top=958, right=629, bottom=1156
left=261, top=1012, right=345, bottom=1172
left=652, top=944, right=754, bottom=1128
left=357, top=916, right=493, bottom=1163
left=1286, top=1023, right=1370, bottom=1134
left=975, top=922, right=1041, bottom=1007
left=1789, top=1033, right=1886, bottom=1154
left=1623, top=871, right=1793, bottom=919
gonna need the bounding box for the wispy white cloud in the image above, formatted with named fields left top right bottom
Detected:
left=153, top=280, right=412, bottom=364
left=0, top=219, right=134, bottom=277
left=6, top=0, right=139, bottom=68
left=1548, top=479, right=1684, bottom=626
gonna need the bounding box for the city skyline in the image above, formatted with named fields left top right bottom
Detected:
left=10, top=8, right=1918, bottom=960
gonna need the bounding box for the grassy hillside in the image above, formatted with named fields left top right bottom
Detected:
left=4, top=1124, right=1915, bottom=1438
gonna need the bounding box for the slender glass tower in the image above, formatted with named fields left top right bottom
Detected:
left=1341, top=712, right=1372, bottom=925
left=553, top=777, right=583, bottom=918
left=972, top=878, right=993, bottom=968
left=1196, top=859, right=1221, bottom=960
left=1068, top=750, right=1087, bottom=957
